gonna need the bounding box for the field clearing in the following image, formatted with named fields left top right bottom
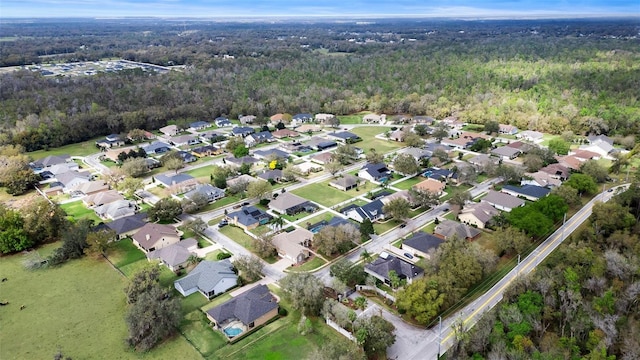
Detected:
left=27, top=137, right=103, bottom=160
left=0, top=243, right=199, bottom=360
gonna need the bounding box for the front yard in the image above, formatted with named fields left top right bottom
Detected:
left=291, top=183, right=353, bottom=207
left=288, top=256, right=327, bottom=272
left=392, top=176, right=424, bottom=190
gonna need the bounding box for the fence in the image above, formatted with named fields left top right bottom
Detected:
left=356, top=285, right=396, bottom=302
left=325, top=318, right=357, bottom=343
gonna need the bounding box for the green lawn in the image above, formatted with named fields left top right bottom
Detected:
left=393, top=176, right=424, bottom=190
left=118, top=259, right=179, bottom=287
left=59, top=200, right=103, bottom=223
left=337, top=114, right=364, bottom=124
left=27, top=137, right=103, bottom=160
left=282, top=210, right=316, bottom=222
left=364, top=139, right=404, bottom=155
left=107, top=238, right=147, bottom=268
left=349, top=126, right=391, bottom=140
left=0, top=243, right=200, bottom=360
left=195, top=196, right=240, bottom=213
left=300, top=211, right=335, bottom=227
left=292, top=183, right=352, bottom=207
left=219, top=226, right=257, bottom=253
left=441, top=184, right=473, bottom=201
left=288, top=256, right=326, bottom=272
left=373, top=219, right=401, bottom=235
left=185, top=166, right=216, bottom=179
left=180, top=310, right=228, bottom=357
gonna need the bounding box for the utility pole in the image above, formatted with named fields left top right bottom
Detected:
left=517, top=254, right=521, bottom=274
left=437, top=316, right=442, bottom=359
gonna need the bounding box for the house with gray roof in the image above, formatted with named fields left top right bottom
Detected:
left=434, top=220, right=481, bottom=240
left=170, top=134, right=200, bottom=147
left=402, top=232, right=443, bottom=259
left=253, top=148, right=290, bottom=161
left=365, top=253, right=424, bottom=285
left=159, top=125, right=179, bottom=137
left=31, top=154, right=71, bottom=171
left=518, top=130, right=544, bottom=142
left=345, top=199, right=385, bottom=223
left=174, top=259, right=237, bottom=298
left=142, top=141, right=171, bottom=155
left=155, top=173, right=197, bottom=194
left=402, top=147, right=431, bottom=162
left=83, top=189, right=123, bottom=207
left=149, top=238, right=198, bottom=272
left=245, top=131, right=274, bottom=147
left=132, top=223, right=180, bottom=253
left=272, top=228, right=313, bottom=264
left=206, top=284, right=279, bottom=337
left=269, top=192, right=314, bottom=215
left=106, top=213, right=147, bottom=239
left=231, top=126, right=255, bottom=137
left=57, top=171, right=92, bottom=193
left=491, top=146, right=521, bottom=160
left=226, top=206, right=272, bottom=230
left=358, top=163, right=392, bottom=182
left=184, top=184, right=225, bottom=203
left=481, top=190, right=525, bottom=212
left=502, top=184, right=550, bottom=201
left=240, top=115, right=256, bottom=124
left=329, top=174, right=359, bottom=191
left=94, top=199, right=137, bottom=221
left=225, top=155, right=260, bottom=166
left=258, top=169, right=283, bottom=182
left=458, top=202, right=500, bottom=229
left=190, top=121, right=211, bottom=130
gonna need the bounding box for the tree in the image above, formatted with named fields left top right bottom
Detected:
left=126, top=283, right=181, bottom=351
left=314, top=223, right=359, bottom=256
left=609, top=152, right=630, bottom=175
left=484, top=120, right=500, bottom=134
left=254, top=232, right=276, bottom=259
left=233, top=255, right=264, bottom=282
left=0, top=205, right=31, bottom=254
left=238, top=162, right=251, bottom=175
left=183, top=217, right=206, bottom=235
left=85, top=229, right=116, bottom=259
left=591, top=202, right=635, bottom=237
left=414, top=124, right=429, bottom=136
left=469, top=138, right=493, bottom=153
left=233, top=144, right=250, bottom=158
left=508, top=207, right=554, bottom=238
left=246, top=180, right=273, bottom=200
left=397, top=279, right=446, bottom=324
left=454, top=164, right=478, bottom=185
left=181, top=191, right=209, bottom=213
left=382, top=197, right=410, bottom=221
left=117, top=176, right=144, bottom=198
left=392, top=154, right=419, bottom=176
left=225, top=136, right=245, bottom=153
left=495, top=226, right=531, bottom=256
left=532, top=194, right=568, bottom=222
left=164, top=157, right=184, bottom=173
left=523, top=154, right=544, bottom=172
left=497, top=164, right=523, bottom=184
left=0, top=149, right=39, bottom=195
left=327, top=116, right=341, bottom=128
left=354, top=315, right=396, bottom=357
left=127, top=128, right=147, bottom=141
left=449, top=191, right=471, bottom=208
left=580, top=160, right=609, bottom=183
left=148, top=198, right=182, bottom=222
left=120, top=157, right=149, bottom=177
left=432, top=148, right=449, bottom=163
left=124, top=267, right=162, bottom=303
left=280, top=273, right=325, bottom=316
left=360, top=218, right=375, bottom=240
left=565, top=173, right=598, bottom=196
left=409, top=187, right=439, bottom=209
left=334, top=144, right=359, bottom=165
left=548, top=138, right=570, bottom=155
left=551, top=185, right=581, bottom=207
left=404, top=133, right=424, bottom=148
left=365, top=149, right=384, bottom=164
left=433, top=123, right=449, bottom=142
left=48, top=220, right=93, bottom=266
left=354, top=296, right=368, bottom=309
left=324, top=161, right=344, bottom=176
left=22, top=198, right=67, bottom=246
left=330, top=259, right=366, bottom=286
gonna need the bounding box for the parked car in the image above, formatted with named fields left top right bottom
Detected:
left=218, top=220, right=228, bottom=228
left=403, top=252, right=414, bottom=259
left=399, top=223, right=407, bottom=228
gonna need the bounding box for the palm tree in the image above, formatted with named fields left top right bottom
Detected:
left=273, top=216, right=285, bottom=231
left=360, top=249, right=373, bottom=264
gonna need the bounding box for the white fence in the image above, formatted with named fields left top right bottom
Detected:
left=356, top=285, right=396, bottom=302
left=325, top=318, right=357, bottom=343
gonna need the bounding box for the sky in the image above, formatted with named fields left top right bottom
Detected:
left=1, top=0, right=638, bottom=19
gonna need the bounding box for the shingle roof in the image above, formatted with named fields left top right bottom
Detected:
left=132, top=223, right=178, bottom=251
left=206, top=284, right=278, bottom=325
left=106, top=213, right=147, bottom=235
left=482, top=190, right=525, bottom=209
left=148, top=238, right=198, bottom=267
left=365, top=254, right=424, bottom=280
left=330, top=131, right=359, bottom=140
left=174, top=259, right=237, bottom=292
left=33, top=155, right=70, bottom=168
left=403, top=232, right=443, bottom=254
left=491, top=146, right=521, bottom=158
left=502, top=184, right=551, bottom=199
left=459, top=202, right=500, bottom=224
left=258, top=169, right=283, bottom=181
left=330, top=174, right=358, bottom=189
left=155, top=173, right=195, bottom=187
left=253, top=148, right=290, bottom=160
left=227, top=206, right=271, bottom=227
left=434, top=220, right=481, bottom=240
left=269, top=192, right=308, bottom=212
left=232, top=126, right=255, bottom=135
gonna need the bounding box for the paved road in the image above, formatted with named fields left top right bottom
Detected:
left=401, top=184, right=629, bottom=360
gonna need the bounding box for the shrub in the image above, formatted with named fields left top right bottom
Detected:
left=278, top=307, right=288, bottom=316
left=217, top=252, right=232, bottom=260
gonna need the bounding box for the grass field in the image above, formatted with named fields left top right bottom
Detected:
left=27, top=137, right=103, bottom=160
left=373, top=219, right=401, bottom=235
left=59, top=200, right=103, bottom=223
left=291, top=183, right=352, bottom=207
left=393, top=176, right=424, bottom=190
left=184, top=166, right=216, bottom=179
left=0, top=243, right=200, bottom=360
left=300, top=211, right=335, bottom=227
left=219, top=226, right=257, bottom=253
left=288, top=256, right=326, bottom=272
left=337, top=114, right=364, bottom=124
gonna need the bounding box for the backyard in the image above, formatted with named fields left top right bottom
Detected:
left=0, top=242, right=199, bottom=360
left=59, top=199, right=102, bottom=223
left=392, top=176, right=424, bottom=190
left=27, top=136, right=103, bottom=160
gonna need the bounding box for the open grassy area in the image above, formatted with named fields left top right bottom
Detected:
left=288, top=256, right=326, bottom=272
left=441, top=183, right=473, bottom=201
left=27, top=137, right=103, bottom=160
left=291, top=183, right=353, bottom=207
left=373, top=219, right=401, bottom=235
left=349, top=126, right=391, bottom=140
left=196, top=196, right=241, bottom=213
left=184, top=166, right=216, bottom=179
left=393, top=176, right=424, bottom=190
left=0, top=243, right=200, bottom=360
left=107, top=238, right=147, bottom=268
left=59, top=200, right=103, bottom=223
left=300, top=211, right=335, bottom=226
left=337, top=114, right=364, bottom=124
left=180, top=310, right=228, bottom=357
left=219, top=226, right=257, bottom=253
left=282, top=210, right=316, bottom=222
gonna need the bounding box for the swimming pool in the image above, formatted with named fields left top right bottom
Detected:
left=224, top=327, right=243, bottom=337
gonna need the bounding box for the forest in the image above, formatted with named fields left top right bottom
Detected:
left=0, top=18, right=639, bottom=151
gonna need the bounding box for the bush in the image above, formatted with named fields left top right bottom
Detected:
left=217, top=252, right=232, bottom=260
left=278, top=307, right=288, bottom=316
left=259, top=198, right=270, bottom=206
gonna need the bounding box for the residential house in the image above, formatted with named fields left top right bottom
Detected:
left=358, top=163, right=392, bottom=183
left=296, top=124, right=322, bottom=133
left=226, top=206, right=272, bottom=230
left=586, top=134, right=613, bottom=146
left=328, top=131, right=361, bottom=143
left=231, top=126, right=255, bottom=137
left=363, top=114, right=386, bottom=124
left=329, top=174, right=359, bottom=191
left=155, top=173, right=197, bottom=194
left=71, top=181, right=109, bottom=197
left=413, top=116, right=436, bottom=125
left=95, top=199, right=137, bottom=220
left=413, top=178, right=446, bottom=196
left=468, top=154, right=499, bottom=169
left=441, top=116, right=465, bottom=130
left=48, top=162, right=81, bottom=176
left=142, top=141, right=171, bottom=155
left=380, top=190, right=414, bottom=207
left=103, top=146, right=137, bottom=163
left=314, top=113, right=335, bottom=123
left=572, top=149, right=601, bottom=161
left=57, top=171, right=92, bottom=193
left=345, top=199, right=385, bottom=223
left=423, top=167, right=453, bottom=182
left=239, top=115, right=257, bottom=125
left=491, top=146, right=521, bottom=160
left=192, top=145, right=222, bottom=157
left=225, top=156, right=260, bottom=167
left=518, top=130, right=544, bottom=142
left=126, top=131, right=155, bottom=142
left=83, top=189, right=123, bottom=207
left=258, top=169, right=283, bottom=182
left=364, top=253, right=424, bottom=285
left=268, top=192, right=313, bottom=215
left=402, top=232, right=443, bottom=259
left=294, top=161, right=323, bottom=175
left=311, top=152, right=334, bottom=165
left=389, top=130, right=406, bottom=142
left=226, top=174, right=261, bottom=190
left=270, top=113, right=289, bottom=125
left=132, top=223, right=180, bottom=253
left=200, top=131, right=226, bottom=143
left=96, top=134, right=125, bottom=148
left=148, top=238, right=198, bottom=271
left=556, top=155, right=583, bottom=171
left=481, top=190, right=525, bottom=212
left=539, top=163, right=570, bottom=181
left=272, top=228, right=313, bottom=264
left=214, top=117, right=232, bottom=127
left=506, top=141, right=526, bottom=150
left=316, top=141, right=338, bottom=151
left=521, top=171, right=562, bottom=188
left=159, top=125, right=179, bottom=137
left=458, top=202, right=500, bottom=229
left=145, top=158, right=161, bottom=169
left=442, top=131, right=491, bottom=150
left=424, top=142, right=453, bottom=157
left=578, top=141, right=616, bottom=159
left=31, top=154, right=71, bottom=171
left=184, top=184, right=225, bottom=203
left=501, top=184, right=550, bottom=201
left=253, top=148, right=290, bottom=161
left=174, top=259, right=238, bottom=298
left=499, top=124, right=519, bottom=135
left=245, top=131, right=274, bottom=147
left=105, top=213, right=147, bottom=240
left=190, top=121, right=211, bottom=131
left=292, top=113, right=313, bottom=126
left=271, top=129, right=300, bottom=139
left=434, top=220, right=481, bottom=240
left=177, top=150, right=197, bottom=163
left=170, top=135, right=200, bottom=147
left=205, top=284, right=279, bottom=337
left=402, top=147, right=430, bottom=162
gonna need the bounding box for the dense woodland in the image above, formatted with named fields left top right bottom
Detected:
left=1, top=18, right=639, bottom=151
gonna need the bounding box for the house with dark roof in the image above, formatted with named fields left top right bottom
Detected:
left=106, top=213, right=147, bottom=239
left=192, top=145, right=222, bottom=157
left=481, top=190, right=525, bottom=212
left=423, top=167, right=453, bottom=182
left=149, top=238, right=198, bottom=272
left=358, top=163, right=392, bottom=182
left=253, top=148, right=290, bottom=161
left=292, top=113, right=313, bottom=126
left=96, top=136, right=125, bottom=149
left=190, top=121, right=211, bottom=130
left=434, top=220, right=481, bottom=240
left=329, top=174, right=359, bottom=191
left=132, top=223, right=180, bottom=253
left=245, top=131, right=274, bottom=147
left=232, top=126, right=255, bottom=137
left=200, top=131, right=227, bottom=143
left=170, top=134, right=200, bottom=147
left=501, top=184, right=550, bottom=201
left=491, top=146, right=521, bottom=160
left=402, top=147, right=431, bottom=162
left=225, top=155, right=260, bottom=167
left=155, top=173, right=197, bottom=194
left=31, top=154, right=71, bottom=171
left=215, top=117, right=232, bottom=127
left=402, top=232, right=443, bottom=259
left=458, top=202, right=500, bottom=229
left=345, top=199, right=385, bottom=223
left=174, top=259, right=238, bottom=298
left=258, top=169, right=284, bottom=182
left=272, top=228, right=313, bottom=264
left=269, top=192, right=315, bottom=215
left=226, top=206, right=272, bottom=230
left=177, top=150, right=197, bottom=163
left=365, top=253, right=424, bottom=285
left=206, top=284, right=279, bottom=338
left=185, top=184, right=225, bottom=203
left=316, top=140, right=338, bottom=151
left=328, top=131, right=361, bottom=143
left=95, top=199, right=137, bottom=221
left=142, top=141, right=171, bottom=155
